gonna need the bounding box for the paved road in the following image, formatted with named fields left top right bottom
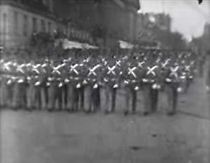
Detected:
left=1, top=76, right=210, bottom=163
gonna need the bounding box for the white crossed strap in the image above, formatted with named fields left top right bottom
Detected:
left=146, top=66, right=158, bottom=76
left=116, top=60, right=121, bottom=67
left=88, top=64, right=101, bottom=76
left=107, top=65, right=116, bottom=75
left=3, top=62, right=12, bottom=71
left=70, top=64, right=79, bottom=75
left=52, top=67, right=61, bottom=75
left=52, top=64, right=63, bottom=75
left=185, top=65, right=190, bottom=71
left=16, top=64, right=25, bottom=73
left=138, top=61, right=145, bottom=68
left=156, top=57, right=161, bottom=63
left=170, top=66, right=179, bottom=78
left=128, top=67, right=137, bottom=78
left=161, top=59, right=170, bottom=68
left=32, top=67, right=40, bottom=74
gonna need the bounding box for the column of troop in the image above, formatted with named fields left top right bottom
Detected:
left=0, top=48, right=198, bottom=115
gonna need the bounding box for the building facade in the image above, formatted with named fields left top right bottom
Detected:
left=0, top=0, right=57, bottom=48
left=0, top=0, right=140, bottom=48
left=54, top=0, right=140, bottom=47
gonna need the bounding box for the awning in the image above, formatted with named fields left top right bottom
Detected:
left=63, top=39, right=83, bottom=49
left=118, top=40, right=134, bottom=49
left=63, top=39, right=98, bottom=50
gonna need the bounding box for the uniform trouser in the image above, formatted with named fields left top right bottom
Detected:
left=43, top=86, right=49, bottom=109
left=27, top=84, right=36, bottom=109
left=124, top=87, right=137, bottom=114
left=142, top=84, right=152, bottom=114
left=84, top=85, right=100, bottom=112
left=84, top=85, right=92, bottom=112
left=67, top=84, right=74, bottom=111
left=13, top=83, right=27, bottom=109
left=91, top=87, right=101, bottom=112
left=34, top=86, right=42, bottom=109
left=185, top=78, right=193, bottom=93
left=105, top=86, right=117, bottom=113
left=63, top=84, right=68, bottom=109
left=78, top=86, right=85, bottom=111
left=150, top=88, right=159, bottom=112
left=0, top=82, right=14, bottom=107
left=166, top=84, right=178, bottom=114
left=72, top=87, right=79, bottom=111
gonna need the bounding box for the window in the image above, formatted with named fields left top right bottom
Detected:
left=48, top=22, right=51, bottom=33
left=32, top=17, right=37, bottom=33
left=23, top=14, right=28, bottom=36
left=14, top=11, right=18, bottom=35
left=41, top=19, right=46, bottom=32
left=3, top=13, right=7, bottom=35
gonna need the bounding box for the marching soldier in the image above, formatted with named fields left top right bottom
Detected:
left=165, top=60, right=182, bottom=115
left=141, top=49, right=161, bottom=115
left=103, top=54, right=121, bottom=114
left=122, top=54, right=140, bottom=115
left=86, top=54, right=102, bottom=113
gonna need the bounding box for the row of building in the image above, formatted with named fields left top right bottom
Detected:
left=0, top=0, right=171, bottom=49
left=0, top=0, right=56, bottom=48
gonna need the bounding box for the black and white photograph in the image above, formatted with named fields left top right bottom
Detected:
left=0, top=0, right=210, bottom=163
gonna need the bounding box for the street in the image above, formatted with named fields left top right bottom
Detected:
left=1, top=74, right=210, bottom=163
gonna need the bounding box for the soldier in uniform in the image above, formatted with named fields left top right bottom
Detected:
left=86, top=53, right=102, bottom=113
left=141, top=49, right=161, bottom=115
left=14, top=62, right=28, bottom=110
left=122, top=54, right=139, bottom=115
left=3, top=60, right=17, bottom=109
left=165, top=57, right=182, bottom=115
left=50, top=59, right=64, bottom=111
left=68, top=54, right=81, bottom=112
left=103, top=53, right=120, bottom=114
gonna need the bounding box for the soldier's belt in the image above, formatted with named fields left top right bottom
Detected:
left=142, top=78, right=155, bottom=83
